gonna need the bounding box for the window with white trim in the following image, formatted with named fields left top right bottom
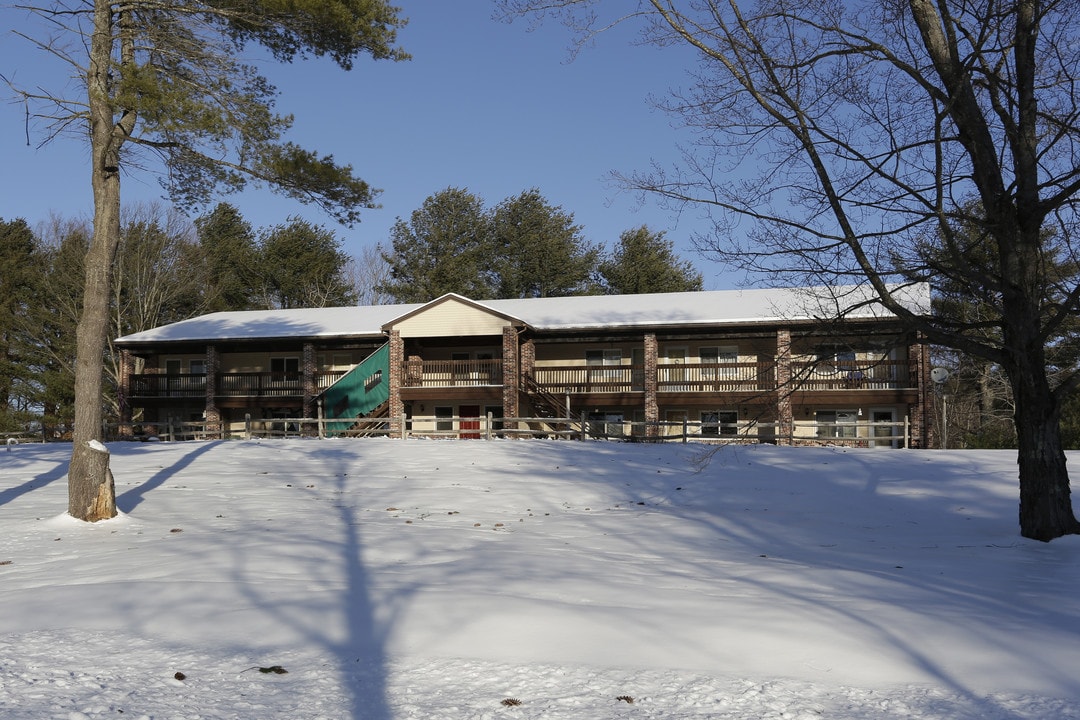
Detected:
left=816, top=409, right=857, bottom=438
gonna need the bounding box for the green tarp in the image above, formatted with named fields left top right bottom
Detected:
left=322, top=344, right=390, bottom=436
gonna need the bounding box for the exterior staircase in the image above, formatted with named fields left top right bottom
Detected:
left=342, top=400, right=391, bottom=437
left=521, top=373, right=582, bottom=435
left=321, top=344, right=390, bottom=437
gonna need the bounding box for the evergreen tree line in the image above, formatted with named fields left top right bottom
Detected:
left=378, top=187, right=703, bottom=301
left=0, top=188, right=702, bottom=435
left=0, top=204, right=356, bottom=435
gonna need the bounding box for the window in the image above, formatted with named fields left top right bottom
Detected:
left=701, top=410, right=738, bottom=436
left=435, top=406, right=453, bottom=432
left=816, top=410, right=857, bottom=438
left=189, top=359, right=207, bottom=389
left=701, top=346, right=738, bottom=381
left=816, top=346, right=856, bottom=373
left=586, top=349, right=622, bottom=366
left=588, top=412, right=624, bottom=437
left=586, top=349, right=622, bottom=385
left=271, top=357, right=300, bottom=376
left=270, top=357, right=300, bottom=387
left=719, top=410, right=738, bottom=435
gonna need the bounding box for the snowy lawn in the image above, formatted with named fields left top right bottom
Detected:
left=1, top=438, right=1079, bottom=719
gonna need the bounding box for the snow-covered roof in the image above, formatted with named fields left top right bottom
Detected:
left=115, top=283, right=930, bottom=345
left=116, top=304, right=422, bottom=345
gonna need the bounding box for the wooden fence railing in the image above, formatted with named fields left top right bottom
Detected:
left=105, top=415, right=911, bottom=447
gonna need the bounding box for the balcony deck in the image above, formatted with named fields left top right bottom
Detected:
left=128, top=371, right=345, bottom=400
left=128, top=359, right=914, bottom=402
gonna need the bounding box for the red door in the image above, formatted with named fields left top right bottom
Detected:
left=459, top=405, right=481, bottom=439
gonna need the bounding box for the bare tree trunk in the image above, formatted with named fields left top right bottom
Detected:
left=68, top=0, right=124, bottom=521
left=1010, top=358, right=1080, bottom=541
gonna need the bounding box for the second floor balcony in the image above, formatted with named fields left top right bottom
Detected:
left=533, top=359, right=911, bottom=394
left=128, top=371, right=346, bottom=399
left=127, top=357, right=915, bottom=401
left=402, top=359, right=504, bottom=388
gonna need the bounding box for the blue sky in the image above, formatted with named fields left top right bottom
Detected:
left=0, top=2, right=739, bottom=289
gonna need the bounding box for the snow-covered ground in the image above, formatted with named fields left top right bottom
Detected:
left=2, top=438, right=1079, bottom=719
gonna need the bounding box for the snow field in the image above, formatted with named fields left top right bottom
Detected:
left=2, top=438, right=1079, bottom=719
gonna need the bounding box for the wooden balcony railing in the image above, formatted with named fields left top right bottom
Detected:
left=789, top=360, right=911, bottom=390
left=129, top=371, right=346, bottom=399
left=130, top=373, right=207, bottom=398
left=529, top=365, right=645, bottom=394
left=657, top=362, right=775, bottom=393
left=401, top=359, right=503, bottom=388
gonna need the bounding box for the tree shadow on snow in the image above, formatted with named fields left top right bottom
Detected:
left=115, top=440, right=222, bottom=513
left=599, top=443, right=1080, bottom=716
left=91, top=438, right=1080, bottom=720
left=214, top=440, right=394, bottom=720
left=0, top=450, right=68, bottom=509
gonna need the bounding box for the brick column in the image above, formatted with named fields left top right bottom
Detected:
left=521, top=338, right=535, bottom=377
left=301, top=342, right=317, bottom=434
left=776, top=329, right=793, bottom=445
left=117, top=349, right=135, bottom=438
left=205, top=344, right=222, bottom=439
left=502, top=327, right=519, bottom=421
left=909, top=337, right=931, bottom=448
left=644, top=334, right=659, bottom=437
left=141, top=362, right=161, bottom=438
left=388, top=330, right=404, bottom=435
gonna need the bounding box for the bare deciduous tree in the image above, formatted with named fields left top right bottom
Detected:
left=347, top=244, right=396, bottom=306
left=500, top=0, right=1080, bottom=540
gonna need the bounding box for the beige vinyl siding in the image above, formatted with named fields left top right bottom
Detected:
left=393, top=298, right=513, bottom=338
left=534, top=344, right=637, bottom=366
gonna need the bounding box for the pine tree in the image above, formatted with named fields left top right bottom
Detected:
left=599, top=226, right=702, bottom=294
left=257, top=218, right=356, bottom=309
left=20, top=219, right=89, bottom=438
left=0, top=218, right=41, bottom=431
left=378, top=187, right=494, bottom=302
left=8, top=1, right=408, bottom=520
left=489, top=189, right=601, bottom=298
left=195, top=203, right=261, bottom=312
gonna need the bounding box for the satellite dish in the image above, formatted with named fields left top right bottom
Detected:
left=930, top=367, right=950, bottom=384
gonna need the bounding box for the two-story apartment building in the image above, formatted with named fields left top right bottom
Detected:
left=113, top=284, right=934, bottom=446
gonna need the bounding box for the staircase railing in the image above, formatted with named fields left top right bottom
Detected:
left=521, top=373, right=582, bottom=433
